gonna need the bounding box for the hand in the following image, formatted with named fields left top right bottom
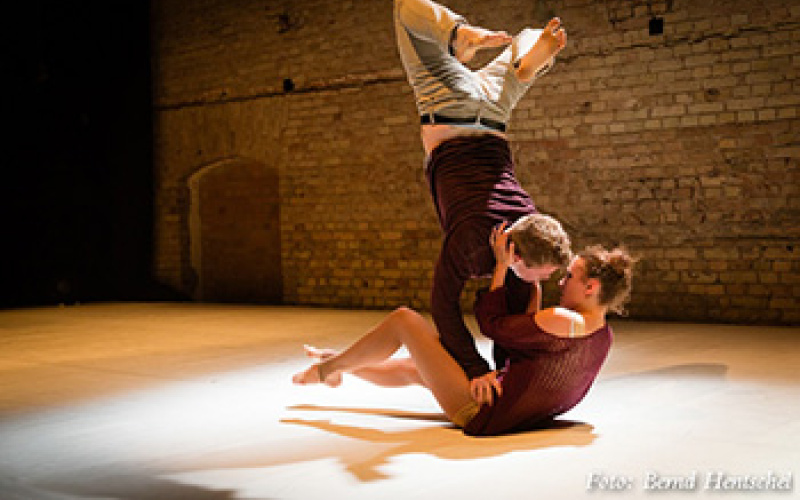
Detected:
left=490, top=222, right=514, bottom=270
left=470, top=371, right=502, bottom=405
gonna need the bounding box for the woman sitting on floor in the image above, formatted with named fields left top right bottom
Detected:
left=292, top=225, right=634, bottom=436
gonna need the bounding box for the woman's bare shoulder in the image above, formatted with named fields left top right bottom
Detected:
left=533, top=307, right=587, bottom=338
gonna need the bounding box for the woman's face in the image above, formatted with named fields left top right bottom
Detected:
left=558, top=257, right=589, bottom=309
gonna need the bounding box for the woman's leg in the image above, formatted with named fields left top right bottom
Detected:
left=293, top=307, right=474, bottom=419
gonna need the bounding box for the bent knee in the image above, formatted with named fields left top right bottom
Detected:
left=390, top=306, right=435, bottom=335
left=391, top=306, right=421, bottom=323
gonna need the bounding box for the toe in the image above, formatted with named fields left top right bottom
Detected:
left=555, top=28, right=567, bottom=47
left=546, top=17, right=561, bottom=32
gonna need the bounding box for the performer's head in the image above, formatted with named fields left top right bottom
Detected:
left=558, top=245, right=635, bottom=315
left=507, top=213, right=572, bottom=282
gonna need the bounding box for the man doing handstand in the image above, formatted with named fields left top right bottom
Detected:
left=394, top=0, right=571, bottom=400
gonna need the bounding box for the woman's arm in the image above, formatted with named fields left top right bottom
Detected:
left=491, top=223, right=541, bottom=314
left=482, top=223, right=550, bottom=348
left=475, top=289, right=549, bottom=349
left=489, top=223, right=513, bottom=291
left=476, top=294, right=585, bottom=347
left=481, top=224, right=584, bottom=346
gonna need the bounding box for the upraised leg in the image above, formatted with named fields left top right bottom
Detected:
left=292, top=307, right=473, bottom=420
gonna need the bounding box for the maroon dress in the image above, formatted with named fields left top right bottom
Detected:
left=464, top=286, right=613, bottom=436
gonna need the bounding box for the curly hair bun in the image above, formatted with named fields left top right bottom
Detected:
left=580, top=245, right=636, bottom=315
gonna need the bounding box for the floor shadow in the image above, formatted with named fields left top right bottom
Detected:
left=281, top=406, right=596, bottom=482
left=289, top=404, right=451, bottom=423
left=276, top=364, right=729, bottom=482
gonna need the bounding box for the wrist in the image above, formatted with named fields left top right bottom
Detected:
left=490, top=268, right=506, bottom=291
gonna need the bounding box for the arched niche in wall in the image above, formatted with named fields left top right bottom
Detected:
left=188, top=157, right=281, bottom=303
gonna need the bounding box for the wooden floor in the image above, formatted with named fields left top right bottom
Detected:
left=0, top=303, right=797, bottom=499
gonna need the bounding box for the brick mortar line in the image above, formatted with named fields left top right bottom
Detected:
left=155, top=75, right=405, bottom=112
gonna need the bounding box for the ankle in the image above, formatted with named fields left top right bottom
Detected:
left=318, top=360, right=336, bottom=381
left=515, top=34, right=559, bottom=81
left=448, top=22, right=465, bottom=58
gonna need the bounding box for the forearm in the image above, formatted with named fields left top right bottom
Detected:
left=489, top=223, right=513, bottom=292
left=489, top=263, right=506, bottom=291
left=432, top=252, right=491, bottom=378
left=476, top=288, right=548, bottom=349
left=432, top=294, right=491, bottom=379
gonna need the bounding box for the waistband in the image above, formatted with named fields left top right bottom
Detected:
left=421, top=113, right=507, bottom=133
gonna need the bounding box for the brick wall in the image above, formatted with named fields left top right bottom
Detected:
left=152, top=0, right=800, bottom=324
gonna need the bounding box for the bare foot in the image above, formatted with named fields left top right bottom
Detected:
left=291, top=345, right=343, bottom=387
left=304, top=345, right=339, bottom=360
left=515, top=18, right=567, bottom=82
left=292, top=363, right=325, bottom=385
left=453, top=25, right=512, bottom=63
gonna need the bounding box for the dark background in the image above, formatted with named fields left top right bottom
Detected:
left=4, top=1, right=161, bottom=307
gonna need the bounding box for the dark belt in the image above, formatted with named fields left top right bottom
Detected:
left=420, top=113, right=507, bottom=133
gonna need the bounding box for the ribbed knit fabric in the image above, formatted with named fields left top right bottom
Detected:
left=425, top=134, right=537, bottom=379
left=465, top=286, right=613, bottom=436
left=426, top=134, right=535, bottom=235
